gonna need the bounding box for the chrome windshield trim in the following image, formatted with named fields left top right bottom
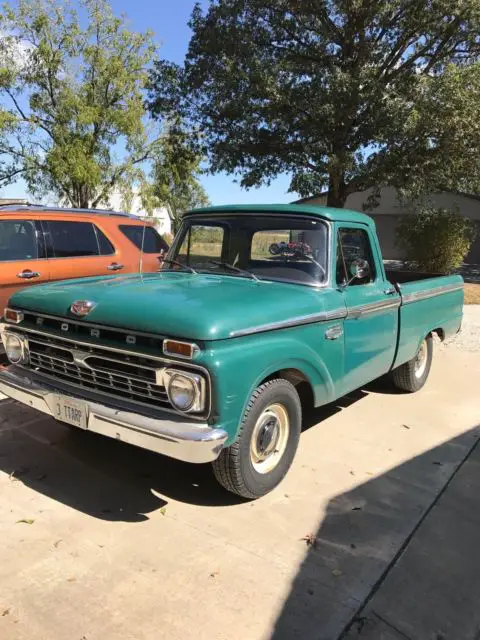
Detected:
left=229, top=308, right=347, bottom=338
left=168, top=214, right=332, bottom=289
left=401, top=283, right=464, bottom=304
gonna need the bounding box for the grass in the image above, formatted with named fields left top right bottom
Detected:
left=464, top=283, right=480, bottom=305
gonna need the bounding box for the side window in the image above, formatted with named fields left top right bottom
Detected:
left=336, top=228, right=375, bottom=285
left=0, top=220, right=39, bottom=261
left=95, top=226, right=115, bottom=255
left=47, top=221, right=99, bottom=258
left=177, top=225, right=224, bottom=265
left=119, top=225, right=169, bottom=254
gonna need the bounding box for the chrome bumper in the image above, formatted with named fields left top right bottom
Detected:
left=0, top=367, right=228, bottom=463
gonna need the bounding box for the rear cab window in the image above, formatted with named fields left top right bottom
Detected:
left=119, top=225, right=168, bottom=253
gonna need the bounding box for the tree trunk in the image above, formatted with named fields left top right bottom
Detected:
left=326, top=171, right=348, bottom=208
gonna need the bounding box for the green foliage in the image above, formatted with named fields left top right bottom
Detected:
left=396, top=207, right=476, bottom=273
left=0, top=0, right=158, bottom=207
left=150, top=125, right=209, bottom=230
left=148, top=0, right=480, bottom=207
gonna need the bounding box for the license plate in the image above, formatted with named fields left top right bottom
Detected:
left=53, top=395, right=88, bottom=430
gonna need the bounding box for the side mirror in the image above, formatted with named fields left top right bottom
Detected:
left=349, top=258, right=370, bottom=280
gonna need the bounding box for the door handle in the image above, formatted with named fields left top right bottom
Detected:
left=384, top=287, right=396, bottom=295
left=17, top=270, right=40, bottom=279
left=107, top=263, right=124, bottom=271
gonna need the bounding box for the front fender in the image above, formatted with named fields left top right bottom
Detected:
left=200, top=321, right=344, bottom=444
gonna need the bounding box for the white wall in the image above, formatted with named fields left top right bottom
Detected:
left=299, top=188, right=480, bottom=263
left=105, top=191, right=172, bottom=236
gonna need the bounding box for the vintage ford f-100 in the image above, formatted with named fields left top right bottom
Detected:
left=0, top=205, right=464, bottom=497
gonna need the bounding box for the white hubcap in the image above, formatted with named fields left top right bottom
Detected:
left=250, top=403, right=290, bottom=474
left=414, top=340, right=428, bottom=378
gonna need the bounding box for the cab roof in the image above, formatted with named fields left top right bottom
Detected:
left=187, top=203, right=374, bottom=226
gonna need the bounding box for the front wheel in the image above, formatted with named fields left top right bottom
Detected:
left=212, top=379, right=301, bottom=499
left=391, top=335, right=433, bottom=392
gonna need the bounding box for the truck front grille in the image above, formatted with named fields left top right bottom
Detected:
left=24, top=333, right=170, bottom=410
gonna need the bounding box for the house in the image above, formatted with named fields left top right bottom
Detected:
left=107, top=191, right=173, bottom=237
left=294, top=187, right=480, bottom=264
left=0, top=198, right=28, bottom=206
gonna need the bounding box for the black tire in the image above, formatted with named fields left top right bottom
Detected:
left=269, top=243, right=280, bottom=255
left=391, top=335, right=433, bottom=393
left=212, top=379, right=302, bottom=499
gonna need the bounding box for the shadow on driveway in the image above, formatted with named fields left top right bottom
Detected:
left=0, top=383, right=375, bottom=522
left=270, top=425, right=480, bottom=640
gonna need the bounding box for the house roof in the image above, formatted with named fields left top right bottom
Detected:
left=291, top=188, right=480, bottom=205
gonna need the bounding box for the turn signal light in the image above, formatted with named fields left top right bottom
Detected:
left=4, top=308, right=24, bottom=324
left=163, top=339, right=199, bottom=360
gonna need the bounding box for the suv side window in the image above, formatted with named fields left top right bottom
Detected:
left=336, top=228, right=375, bottom=285
left=95, top=226, right=115, bottom=255
left=46, top=221, right=101, bottom=258
left=119, top=225, right=168, bottom=254
left=0, top=220, right=41, bottom=261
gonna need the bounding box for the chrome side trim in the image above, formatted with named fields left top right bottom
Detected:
left=0, top=367, right=226, bottom=464
left=401, top=283, right=464, bottom=305
left=229, top=308, right=347, bottom=338
left=347, top=298, right=401, bottom=319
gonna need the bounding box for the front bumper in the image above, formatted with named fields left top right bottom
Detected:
left=0, top=366, right=228, bottom=463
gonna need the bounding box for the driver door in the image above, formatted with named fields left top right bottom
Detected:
left=336, top=224, right=400, bottom=393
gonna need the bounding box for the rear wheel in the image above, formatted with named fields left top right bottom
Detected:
left=391, top=335, right=433, bottom=392
left=212, top=379, right=301, bottom=499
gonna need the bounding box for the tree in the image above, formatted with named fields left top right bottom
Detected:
left=0, top=0, right=160, bottom=208
left=148, top=0, right=480, bottom=207
left=148, top=125, right=209, bottom=232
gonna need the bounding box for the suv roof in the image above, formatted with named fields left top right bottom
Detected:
left=0, top=203, right=139, bottom=219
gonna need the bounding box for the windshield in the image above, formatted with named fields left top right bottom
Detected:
left=164, top=214, right=328, bottom=286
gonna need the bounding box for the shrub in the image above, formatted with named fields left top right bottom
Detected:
left=396, top=206, right=476, bottom=273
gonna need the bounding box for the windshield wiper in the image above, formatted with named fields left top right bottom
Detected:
left=208, top=260, right=260, bottom=282
left=162, top=258, right=198, bottom=274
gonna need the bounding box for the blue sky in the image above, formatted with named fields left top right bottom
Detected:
left=2, top=0, right=293, bottom=206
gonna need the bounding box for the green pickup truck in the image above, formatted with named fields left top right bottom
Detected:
left=0, top=205, right=464, bottom=498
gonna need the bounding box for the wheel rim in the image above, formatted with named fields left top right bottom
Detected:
left=414, top=340, right=428, bottom=378
left=250, top=403, right=290, bottom=474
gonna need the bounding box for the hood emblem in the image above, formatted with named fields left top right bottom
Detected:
left=70, top=300, right=97, bottom=317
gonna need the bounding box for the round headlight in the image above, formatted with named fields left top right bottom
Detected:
left=5, top=333, right=26, bottom=364
left=168, top=374, right=196, bottom=411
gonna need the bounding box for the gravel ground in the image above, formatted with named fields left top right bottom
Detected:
left=442, top=305, right=480, bottom=352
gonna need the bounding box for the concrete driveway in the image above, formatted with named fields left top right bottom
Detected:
left=0, top=344, right=479, bottom=640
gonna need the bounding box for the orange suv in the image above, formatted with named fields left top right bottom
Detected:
left=0, top=204, right=168, bottom=315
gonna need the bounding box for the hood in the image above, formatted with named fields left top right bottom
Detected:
left=9, top=272, right=329, bottom=341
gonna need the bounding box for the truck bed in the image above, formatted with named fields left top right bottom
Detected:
left=386, top=271, right=464, bottom=371
left=385, top=269, right=443, bottom=284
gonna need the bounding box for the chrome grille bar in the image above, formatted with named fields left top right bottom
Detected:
left=23, top=333, right=170, bottom=410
